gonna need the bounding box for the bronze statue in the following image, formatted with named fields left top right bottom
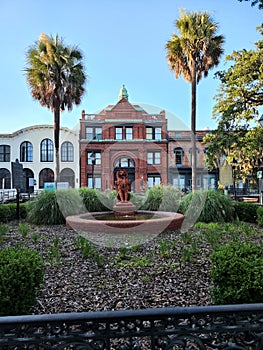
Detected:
left=115, top=169, right=131, bottom=202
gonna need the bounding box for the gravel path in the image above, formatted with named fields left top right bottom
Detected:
left=4, top=223, right=214, bottom=314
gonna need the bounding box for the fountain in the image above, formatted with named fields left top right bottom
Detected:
left=66, top=170, right=184, bottom=247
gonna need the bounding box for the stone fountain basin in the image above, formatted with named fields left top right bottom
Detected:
left=66, top=210, right=185, bottom=235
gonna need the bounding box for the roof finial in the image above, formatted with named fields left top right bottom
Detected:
left=118, top=84, right=128, bottom=101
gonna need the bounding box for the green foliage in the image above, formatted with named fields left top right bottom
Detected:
left=18, top=221, right=30, bottom=238
left=211, top=241, right=263, bottom=304
left=142, top=185, right=181, bottom=211
left=179, top=190, right=234, bottom=223
left=78, top=188, right=112, bottom=212
left=27, top=191, right=65, bottom=225
left=257, top=205, right=263, bottom=226
left=27, top=189, right=85, bottom=225
left=234, top=201, right=258, bottom=223
left=0, top=246, right=45, bottom=315
left=0, top=224, right=8, bottom=245
left=75, top=235, right=104, bottom=267
left=0, top=203, right=27, bottom=223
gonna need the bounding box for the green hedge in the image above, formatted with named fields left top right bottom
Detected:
left=0, top=246, right=45, bottom=315
left=211, top=241, right=263, bottom=304
left=233, top=201, right=258, bottom=223
left=0, top=203, right=27, bottom=223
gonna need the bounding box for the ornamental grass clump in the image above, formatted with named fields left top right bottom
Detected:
left=179, top=190, right=234, bottom=223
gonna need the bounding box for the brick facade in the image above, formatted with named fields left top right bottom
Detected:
left=80, top=88, right=218, bottom=192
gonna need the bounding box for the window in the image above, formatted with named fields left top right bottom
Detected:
left=147, top=175, right=161, bottom=188
left=115, top=127, right=123, bottom=140
left=20, top=141, right=33, bottom=162
left=174, top=147, right=184, bottom=166
left=146, top=127, right=162, bottom=140
left=189, top=148, right=199, bottom=166
left=125, top=127, right=133, bottom=140
left=61, top=142, right=74, bottom=162
left=87, top=151, right=101, bottom=165
left=0, top=145, right=10, bottom=162
left=114, top=157, right=135, bottom=168
left=86, top=127, right=102, bottom=140
left=147, top=151, right=161, bottom=165
left=39, top=168, right=54, bottom=188
left=41, top=139, right=53, bottom=162
left=87, top=175, right=102, bottom=189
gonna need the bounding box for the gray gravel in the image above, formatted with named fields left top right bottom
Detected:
left=4, top=223, right=213, bottom=314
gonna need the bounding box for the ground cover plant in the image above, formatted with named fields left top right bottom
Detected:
left=0, top=220, right=261, bottom=315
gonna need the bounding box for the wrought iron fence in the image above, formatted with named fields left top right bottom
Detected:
left=0, top=304, right=262, bottom=349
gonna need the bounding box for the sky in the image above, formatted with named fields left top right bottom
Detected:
left=0, top=0, right=262, bottom=133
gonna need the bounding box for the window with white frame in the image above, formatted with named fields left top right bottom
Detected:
left=85, top=127, right=102, bottom=140
left=87, top=175, right=102, bottom=189
left=147, top=174, right=161, bottom=188
left=61, top=142, right=74, bottom=162
left=87, top=151, right=101, bottom=165
left=147, top=151, right=161, bottom=165
left=115, top=127, right=123, bottom=140
left=146, top=127, right=162, bottom=140
left=125, top=127, right=133, bottom=140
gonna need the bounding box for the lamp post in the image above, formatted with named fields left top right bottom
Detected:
left=232, top=158, right=237, bottom=201
left=90, top=151, right=96, bottom=189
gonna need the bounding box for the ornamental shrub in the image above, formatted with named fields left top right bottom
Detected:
left=233, top=201, right=258, bottom=223
left=0, top=203, right=27, bottom=223
left=210, top=241, right=263, bottom=304
left=0, top=246, right=45, bottom=315
left=179, top=190, right=234, bottom=223
left=257, top=206, right=263, bottom=227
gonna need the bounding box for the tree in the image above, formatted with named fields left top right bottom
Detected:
left=165, top=9, right=224, bottom=191
left=237, top=0, right=263, bottom=9
left=213, top=26, right=263, bottom=125
left=25, top=33, right=86, bottom=183
left=204, top=26, right=263, bottom=188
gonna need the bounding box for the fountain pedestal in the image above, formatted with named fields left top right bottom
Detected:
left=113, top=201, right=136, bottom=217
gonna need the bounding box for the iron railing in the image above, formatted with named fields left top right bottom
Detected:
left=0, top=304, right=262, bottom=349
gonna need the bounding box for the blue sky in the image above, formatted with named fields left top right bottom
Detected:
left=0, top=0, right=262, bottom=133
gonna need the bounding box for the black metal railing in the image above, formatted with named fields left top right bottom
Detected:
left=0, top=304, right=262, bottom=349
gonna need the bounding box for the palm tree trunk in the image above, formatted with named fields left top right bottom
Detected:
left=191, top=74, right=197, bottom=192
left=54, top=106, right=60, bottom=184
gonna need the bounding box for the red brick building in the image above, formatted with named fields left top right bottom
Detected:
left=80, top=85, right=218, bottom=192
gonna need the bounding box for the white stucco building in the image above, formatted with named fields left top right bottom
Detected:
left=0, top=125, right=79, bottom=192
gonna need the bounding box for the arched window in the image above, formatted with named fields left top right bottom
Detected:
left=61, top=142, right=74, bottom=162
left=0, top=145, right=10, bottom=162
left=39, top=168, right=54, bottom=188
left=174, top=147, right=184, bottom=166
left=114, top=157, right=135, bottom=168
left=60, top=168, right=75, bottom=188
left=40, top=139, right=53, bottom=162
left=20, top=141, right=33, bottom=162
left=0, top=168, right=11, bottom=189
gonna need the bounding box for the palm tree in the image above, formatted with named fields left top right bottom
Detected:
left=25, top=33, right=86, bottom=183
left=165, top=9, right=224, bottom=191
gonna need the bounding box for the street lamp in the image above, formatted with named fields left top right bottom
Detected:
left=90, top=151, right=96, bottom=189
left=232, top=158, right=237, bottom=201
